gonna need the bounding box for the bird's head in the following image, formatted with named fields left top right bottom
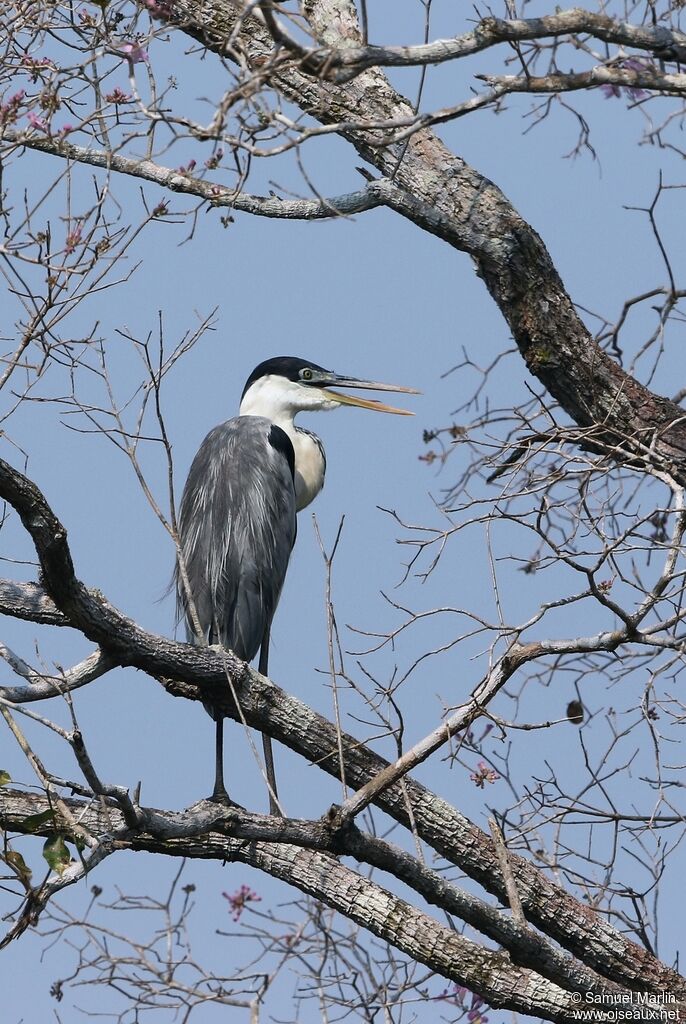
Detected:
left=239, top=356, right=419, bottom=420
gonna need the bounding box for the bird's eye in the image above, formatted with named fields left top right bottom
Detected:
left=301, top=368, right=313, bottom=381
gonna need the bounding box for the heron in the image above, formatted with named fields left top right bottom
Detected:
left=175, top=355, right=417, bottom=813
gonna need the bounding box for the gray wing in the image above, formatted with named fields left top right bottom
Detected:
left=175, top=416, right=297, bottom=662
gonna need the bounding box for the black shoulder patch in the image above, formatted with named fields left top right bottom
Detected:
left=268, top=424, right=296, bottom=481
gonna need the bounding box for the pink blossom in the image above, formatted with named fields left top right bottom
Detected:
left=470, top=761, right=499, bottom=788
left=27, top=111, right=48, bottom=133
left=601, top=58, right=651, bottom=101
left=65, top=226, right=82, bottom=254
left=104, top=87, right=132, bottom=104
left=21, top=55, right=56, bottom=71
left=145, top=0, right=173, bottom=16
left=205, top=148, right=224, bottom=170
left=119, top=42, right=149, bottom=64
left=437, top=985, right=490, bottom=1023
left=0, top=91, right=25, bottom=127
left=222, top=884, right=261, bottom=921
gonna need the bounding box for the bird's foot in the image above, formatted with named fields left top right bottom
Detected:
left=268, top=796, right=283, bottom=817
left=208, top=786, right=234, bottom=806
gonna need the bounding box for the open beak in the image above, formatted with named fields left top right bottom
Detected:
left=320, top=374, right=420, bottom=416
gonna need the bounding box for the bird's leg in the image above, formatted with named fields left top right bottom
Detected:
left=259, top=625, right=281, bottom=816
left=210, top=715, right=231, bottom=804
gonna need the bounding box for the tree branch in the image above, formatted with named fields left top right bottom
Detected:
left=0, top=580, right=68, bottom=626
left=163, top=0, right=686, bottom=486
left=0, top=452, right=681, bottom=997
left=0, top=648, right=113, bottom=702
left=263, top=9, right=686, bottom=79
left=0, top=787, right=652, bottom=1021
left=2, top=130, right=390, bottom=220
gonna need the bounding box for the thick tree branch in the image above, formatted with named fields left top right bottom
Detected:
left=164, top=0, right=686, bottom=486
left=0, top=453, right=682, bottom=997
left=261, top=9, right=686, bottom=78
left=343, top=827, right=620, bottom=1000
left=0, top=787, right=651, bottom=1021
left=0, top=580, right=68, bottom=626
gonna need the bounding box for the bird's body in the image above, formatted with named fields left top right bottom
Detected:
left=176, top=416, right=297, bottom=659
left=175, top=356, right=417, bottom=813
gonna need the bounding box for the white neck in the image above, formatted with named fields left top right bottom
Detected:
left=239, top=375, right=336, bottom=425
left=239, top=375, right=332, bottom=510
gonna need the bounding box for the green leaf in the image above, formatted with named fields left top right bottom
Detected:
left=4, top=850, right=32, bottom=884
left=22, top=809, right=55, bottom=833
left=43, top=835, right=71, bottom=876
left=0, top=770, right=11, bottom=786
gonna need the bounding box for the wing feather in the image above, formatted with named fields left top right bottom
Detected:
left=175, top=416, right=297, bottom=662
